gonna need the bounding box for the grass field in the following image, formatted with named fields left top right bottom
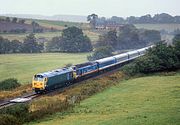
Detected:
left=0, top=53, right=89, bottom=84
left=135, top=23, right=180, bottom=32
left=0, top=30, right=99, bottom=42
left=29, top=73, right=180, bottom=125
left=0, top=32, right=62, bottom=41
left=26, top=19, right=89, bottom=30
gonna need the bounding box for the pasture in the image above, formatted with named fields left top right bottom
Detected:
left=135, top=23, right=180, bottom=32
left=0, top=53, right=89, bottom=84
left=0, top=30, right=99, bottom=42
left=29, top=73, right=180, bottom=125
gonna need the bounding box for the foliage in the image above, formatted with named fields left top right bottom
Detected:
left=173, top=34, right=180, bottom=62
left=87, top=14, right=98, bottom=29
left=61, top=27, right=92, bottom=52
left=0, top=84, right=32, bottom=100
left=87, top=46, right=113, bottom=61
left=31, top=21, right=43, bottom=33
left=95, top=24, right=160, bottom=51
left=122, top=40, right=180, bottom=75
left=22, top=33, right=43, bottom=53
left=46, top=37, right=62, bottom=52
left=0, top=78, right=20, bottom=91
left=117, top=25, right=161, bottom=50
left=0, top=103, right=29, bottom=124
left=46, top=27, right=93, bottom=52
left=0, top=34, right=43, bottom=54
left=18, top=19, right=25, bottom=24
left=95, top=13, right=180, bottom=26
left=0, top=114, right=21, bottom=125
left=96, top=30, right=118, bottom=49
left=12, top=17, right=18, bottom=23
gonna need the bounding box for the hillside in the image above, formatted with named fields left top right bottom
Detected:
left=28, top=72, right=180, bottom=125
left=0, top=21, right=35, bottom=33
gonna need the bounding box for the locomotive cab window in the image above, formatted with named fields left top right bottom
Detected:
left=34, top=75, right=44, bottom=81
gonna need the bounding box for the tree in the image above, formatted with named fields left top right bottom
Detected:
left=173, top=34, right=180, bottom=64
left=18, top=19, right=25, bottom=24
left=0, top=37, right=10, bottom=54
left=153, top=13, right=174, bottom=23
left=139, top=14, right=152, bottom=23
left=12, top=17, right=17, bottom=23
left=22, top=33, right=43, bottom=53
left=87, top=46, right=113, bottom=61
left=61, top=27, right=92, bottom=52
left=5, top=17, right=10, bottom=22
left=96, top=30, right=117, bottom=49
left=87, top=14, right=98, bottom=29
left=31, top=21, right=43, bottom=33
left=46, top=37, right=63, bottom=52
left=10, top=40, right=23, bottom=53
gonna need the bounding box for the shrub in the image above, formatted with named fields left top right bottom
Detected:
left=0, top=78, right=20, bottom=91
left=0, top=114, right=21, bottom=125
left=87, top=46, right=113, bottom=61
left=0, top=103, right=29, bottom=124
left=122, top=41, right=180, bottom=76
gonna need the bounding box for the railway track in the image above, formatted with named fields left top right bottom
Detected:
left=0, top=93, right=39, bottom=109
left=0, top=62, right=125, bottom=110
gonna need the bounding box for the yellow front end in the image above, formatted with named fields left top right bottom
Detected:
left=32, top=76, right=46, bottom=91
left=32, top=80, right=45, bottom=90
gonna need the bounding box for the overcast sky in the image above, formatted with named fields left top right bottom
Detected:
left=0, top=0, right=179, bottom=17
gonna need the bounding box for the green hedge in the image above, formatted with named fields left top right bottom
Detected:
left=122, top=41, right=180, bottom=76
left=0, top=78, right=20, bottom=91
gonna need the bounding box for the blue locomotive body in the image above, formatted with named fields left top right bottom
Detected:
left=74, top=62, right=98, bottom=78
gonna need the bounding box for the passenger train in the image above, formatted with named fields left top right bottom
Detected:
left=32, top=46, right=152, bottom=93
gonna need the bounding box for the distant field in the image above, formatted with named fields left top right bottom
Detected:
left=0, top=32, right=62, bottom=41
left=135, top=23, right=180, bottom=32
left=29, top=73, right=180, bottom=125
left=0, top=18, right=98, bottom=42
left=26, top=19, right=89, bottom=30
left=0, top=53, right=89, bottom=84
left=0, top=30, right=99, bottom=42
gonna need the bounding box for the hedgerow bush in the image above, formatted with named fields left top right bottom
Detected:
left=122, top=40, right=180, bottom=76
left=0, top=78, right=20, bottom=91
left=0, top=114, right=21, bottom=125
left=0, top=103, right=29, bottom=125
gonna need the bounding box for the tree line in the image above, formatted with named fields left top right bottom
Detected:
left=0, top=25, right=161, bottom=55
left=0, top=17, right=25, bottom=24
left=122, top=34, right=180, bottom=75
left=88, top=24, right=161, bottom=61
left=0, top=34, right=43, bottom=54
left=0, top=26, right=92, bottom=54
left=87, top=13, right=180, bottom=29
left=46, top=26, right=92, bottom=52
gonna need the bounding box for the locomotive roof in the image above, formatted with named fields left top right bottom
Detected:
left=75, top=62, right=96, bottom=68
left=36, top=67, right=73, bottom=77
left=113, top=53, right=128, bottom=58
left=95, top=56, right=115, bottom=63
